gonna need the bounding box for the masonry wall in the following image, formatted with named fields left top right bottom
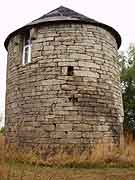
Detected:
left=5, top=23, right=124, bottom=151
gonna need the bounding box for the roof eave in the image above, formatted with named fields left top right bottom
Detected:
left=4, top=19, right=121, bottom=51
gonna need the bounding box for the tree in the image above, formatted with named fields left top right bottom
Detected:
left=119, top=45, right=135, bottom=134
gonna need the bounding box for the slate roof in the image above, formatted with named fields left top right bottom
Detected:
left=4, top=6, right=121, bottom=50
left=30, top=6, right=97, bottom=24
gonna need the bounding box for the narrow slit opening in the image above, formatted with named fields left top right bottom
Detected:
left=53, top=123, right=56, bottom=128
left=67, top=66, right=74, bottom=76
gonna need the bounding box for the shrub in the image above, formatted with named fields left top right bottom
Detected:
left=0, top=127, right=5, bottom=135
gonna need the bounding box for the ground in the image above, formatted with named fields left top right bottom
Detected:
left=0, top=164, right=135, bottom=180
left=1, top=134, right=135, bottom=179
left=1, top=162, right=135, bottom=180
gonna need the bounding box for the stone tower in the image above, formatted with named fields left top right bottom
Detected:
left=4, top=6, right=123, bottom=152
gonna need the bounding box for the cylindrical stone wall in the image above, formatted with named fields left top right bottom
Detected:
left=5, top=23, right=123, bottom=151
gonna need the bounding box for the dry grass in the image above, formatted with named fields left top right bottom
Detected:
left=1, top=134, right=135, bottom=179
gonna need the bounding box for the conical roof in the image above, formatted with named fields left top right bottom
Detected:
left=4, top=6, right=121, bottom=50
left=29, top=6, right=97, bottom=25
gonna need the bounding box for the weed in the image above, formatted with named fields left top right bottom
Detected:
left=1, top=134, right=135, bottom=179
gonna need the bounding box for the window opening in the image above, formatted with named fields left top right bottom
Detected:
left=53, top=123, right=56, bottom=128
left=67, top=66, right=74, bottom=76
left=22, top=31, right=32, bottom=65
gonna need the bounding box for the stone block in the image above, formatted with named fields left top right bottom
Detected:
left=70, top=53, right=91, bottom=60
left=74, top=70, right=99, bottom=78
left=58, top=61, right=78, bottom=67
left=56, top=123, right=72, bottom=131
left=78, top=61, right=100, bottom=69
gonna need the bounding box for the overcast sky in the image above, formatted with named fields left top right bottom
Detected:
left=0, top=0, right=135, bottom=122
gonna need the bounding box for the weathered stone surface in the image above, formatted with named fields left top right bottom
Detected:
left=5, top=23, right=123, bottom=151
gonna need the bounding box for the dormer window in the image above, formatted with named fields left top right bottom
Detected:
left=22, top=31, right=32, bottom=65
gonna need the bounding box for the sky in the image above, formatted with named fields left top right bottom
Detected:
left=0, top=0, right=135, bottom=126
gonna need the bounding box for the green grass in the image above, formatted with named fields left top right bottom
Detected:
left=1, top=134, right=135, bottom=179
left=1, top=160, right=135, bottom=180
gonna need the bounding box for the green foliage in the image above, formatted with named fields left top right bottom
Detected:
left=0, top=127, right=5, bottom=134
left=119, top=45, right=135, bottom=132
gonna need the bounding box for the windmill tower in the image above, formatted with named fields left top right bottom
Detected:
left=5, top=6, right=123, bottom=152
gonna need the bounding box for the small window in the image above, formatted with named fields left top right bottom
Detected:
left=22, top=31, right=32, bottom=65
left=67, top=66, right=74, bottom=76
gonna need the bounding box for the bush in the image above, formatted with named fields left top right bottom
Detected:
left=0, top=127, right=5, bottom=134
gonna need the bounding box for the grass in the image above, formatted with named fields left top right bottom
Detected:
left=1, top=134, right=135, bottom=179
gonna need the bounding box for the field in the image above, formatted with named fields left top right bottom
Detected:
left=1, top=135, right=135, bottom=180
left=1, top=163, right=135, bottom=180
